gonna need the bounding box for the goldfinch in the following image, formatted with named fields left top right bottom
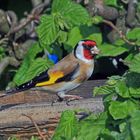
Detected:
left=6, top=40, right=100, bottom=102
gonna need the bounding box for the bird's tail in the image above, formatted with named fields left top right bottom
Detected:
left=6, top=80, right=35, bottom=95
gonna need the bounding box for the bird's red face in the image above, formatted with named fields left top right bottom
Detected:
left=82, top=40, right=100, bottom=60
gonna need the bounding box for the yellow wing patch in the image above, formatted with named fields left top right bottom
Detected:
left=35, top=71, right=64, bottom=87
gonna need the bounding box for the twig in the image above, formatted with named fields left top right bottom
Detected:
left=6, top=0, right=51, bottom=37
left=103, top=19, right=136, bottom=46
left=22, top=113, right=48, bottom=140
left=0, top=57, right=20, bottom=76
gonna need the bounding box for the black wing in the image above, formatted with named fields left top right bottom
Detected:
left=6, top=70, right=49, bottom=94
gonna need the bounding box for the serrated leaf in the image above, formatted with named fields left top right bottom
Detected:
left=109, top=100, right=138, bottom=120
left=126, top=28, right=140, bottom=40
left=52, top=110, right=78, bottom=140
left=36, top=15, right=59, bottom=46
left=22, top=58, right=53, bottom=83
left=100, top=129, right=116, bottom=140
left=99, top=43, right=128, bottom=57
left=130, top=111, right=140, bottom=140
left=30, top=136, right=39, bottom=140
left=93, top=85, right=115, bottom=96
left=58, top=30, right=68, bottom=43
left=115, top=80, right=130, bottom=98
left=136, top=39, right=140, bottom=46
left=65, top=25, right=102, bottom=52
left=126, top=73, right=140, bottom=98
left=93, top=76, right=122, bottom=96
left=104, top=0, right=118, bottom=7
left=76, top=112, right=107, bottom=140
left=13, top=43, right=42, bottom=85
left=125, top=53, right=140, bottom=73
left=114, top=39, right=125, bottom=46
left=65, top=27, right=82, bottom=49
left=124, top=53, right=135, bottom=62
left=52, top=0, right=90, bottom=26
left=81, top=25, right=102, bottom=45
left=92, top=16, right=103, bottom=24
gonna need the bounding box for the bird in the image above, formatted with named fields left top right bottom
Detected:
left=6, top=40, right=100, bottom=104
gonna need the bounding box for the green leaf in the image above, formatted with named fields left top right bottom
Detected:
left=126, top=28, right=140, bottom=40
left=76, top=112, right=107, bottom=140
left=52, top=110, right=78, bottom=140
left=100, top=129, right=116, bottom=140
left=13, top=43, right=42, bottom=85
left=65, top=25, right=102, bottom=51
left=110, top=131, right=130, bottom=140
left=109, top=100, right=138, bottom=120
left=30, top=136, right=39, bottom=140
left=81, top=25, right=102, bottom=45
left=52, top=0, right=90, bottom=27
left=126, top=72, right=140, bottom=88
left=93, top=85, right=115, bottom=96
left=136, top=38, right=140, bottom=46
left=124, top=53, right=135, bottom=62
left=99, top=43, right=128, bottom=57
left=22, top=58, right=53, bottom=83
left=130, top=111, right=140, bottom=140
left=9, top=136, right=19, bottom=140
left=126, top=73, right=140, bottom=98
left=58, top=30, right=68, bottom=43
left=125, top=53, right=140, bottom=73
left=66, top=27, right=82, bottom=49
left=114, top=39, right=125, bottom=46
left=36, top=15, right=59, bottom=46
left=104, top=0, right=118, bottom=7
left=93, top=76, right=122, bottom=96
left=92, top=16, right=103, bottom=24
left=115, top=80, right=130, bottom=98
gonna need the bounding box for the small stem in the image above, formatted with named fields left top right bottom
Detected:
left=5, top=0, right=51, bottom=37
left=0, top=57, right=20, bottom=76
left=22, top=113, right=48, bottom=140
left=103, top=19, right=136, bottom=46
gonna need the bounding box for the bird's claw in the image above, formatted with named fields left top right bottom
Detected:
left=51, top=97, right=63, bottom=106
left=65, top=95, right=83, bottom=106
left=51, top=95, right=83, bottom=106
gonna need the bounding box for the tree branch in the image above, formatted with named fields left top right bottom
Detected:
left=0, top=57, right=20, bottom=76
left=103, top=19, right=136, bottom=46
left=6, top=0, right=51, bottom=37
left=22, top=114, right=48, bottom=140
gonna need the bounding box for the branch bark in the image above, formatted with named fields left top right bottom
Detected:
left=22, top=114, right=48, bottom=140
left=126, top=0, right=137, bottom=27
left=6, top=0, right=51, bottom=37
left=0, top=57, right=20, bottom=76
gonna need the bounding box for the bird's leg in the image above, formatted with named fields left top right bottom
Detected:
left=51, top=92, right=83, bottom=106
left=64, top=95, right=83, bottom=105
left=51, top=93, right=64, bottom=106
left=57, top=92, right=83, bottom=106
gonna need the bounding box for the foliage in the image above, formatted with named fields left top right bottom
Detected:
left=8, top=0, right=140, bottom=87
left=9, top=136, right=39, bottom=140
left=39, top=1, right=140, bottom=139
left=53, top=72, right=140, bottom=140
left=3, top=0, right=140, bottom=139
left=13, top=42, right=53, bottom=85
left=11, top=0, right=91, bottom=86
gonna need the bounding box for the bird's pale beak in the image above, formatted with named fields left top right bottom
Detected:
left=91, top=46, right=100, bottom=55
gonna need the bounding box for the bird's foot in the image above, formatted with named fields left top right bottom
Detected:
left=51, top=96, right=63, bottom=106
left=51, top=95, right=83, bottom=106
left=63, top=95, right=83, bottom=106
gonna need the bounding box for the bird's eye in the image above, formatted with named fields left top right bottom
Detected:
left=84, top=45, right=92, bottom=50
